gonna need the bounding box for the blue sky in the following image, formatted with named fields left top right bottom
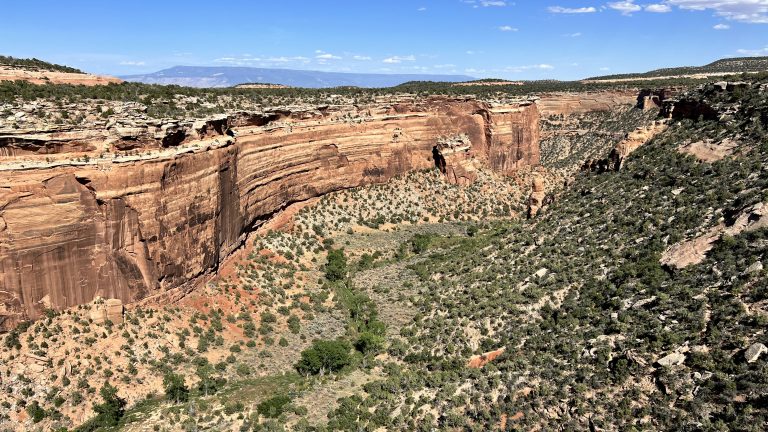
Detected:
left=1, top=0, right=765, bottom=80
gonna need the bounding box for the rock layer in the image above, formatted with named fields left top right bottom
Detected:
left=0, top=98, right=539, bottom=329
left=0, top=67, right=122, bottom=86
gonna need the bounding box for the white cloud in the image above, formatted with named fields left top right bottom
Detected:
left=600, top=67, right=611, bottom=71
left=714, top=23, right=731, bottom=29
left=462, top=0, right=507, bottom=7
left=608, top=1, right=642, bottom=15
left=316, top=53, right=342, bottom=60
left=737, top=46, right=768, bottom=55
left=667, top=0, right=768, bottom=23
left=383, top=55, right=416, bottom=64
left=645, top=4, right=672, bottom=12
left=418, top=7, right=427, bottom=11
left=504, top=64, right=555, bottom=73
left=499, top=25, right=518, bottom=31
left=119, top=60, right=145, bottom=66
left=565, top=32, right=583, bottom=37
left=548, top=6, right=597, bottom=13
left=268, top=56, right=310, bottom=63
left=352, top=55, right=372, bottom=61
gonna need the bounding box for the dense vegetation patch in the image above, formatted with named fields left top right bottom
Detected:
left=323, top=77, right=768, bottom=431
left=0, top=55, right=83, bottom=73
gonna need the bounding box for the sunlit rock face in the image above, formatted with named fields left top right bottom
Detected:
left=0, top=97, right=541, bottom=329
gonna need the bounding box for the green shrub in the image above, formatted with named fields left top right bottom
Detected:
left=256, top=395, right=291, bottom=418
left=26, top=401, right=46, bottom=423
left=295, top=339, right=352, bottom=375
left=325, top=249, right=348, bottom=282
left=162, top=372, right=188, bottom=403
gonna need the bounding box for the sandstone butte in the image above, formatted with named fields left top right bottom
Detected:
left=0, top=66, right=122, bottom=86
left=0, top=92, right=636, bottom=330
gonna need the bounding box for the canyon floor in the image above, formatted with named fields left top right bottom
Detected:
left=1, top=71, right=767, bottom=431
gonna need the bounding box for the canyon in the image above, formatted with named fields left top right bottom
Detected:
left=0, top=96, right=550, bottom=330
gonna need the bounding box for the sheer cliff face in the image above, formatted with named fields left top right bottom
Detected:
left=0, top=98, right=538, bottom=329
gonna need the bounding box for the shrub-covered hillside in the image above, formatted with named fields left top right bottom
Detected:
left=0, top=55, right=83, bottom=73
left=325, top=80, right=768, bottom=430
left=586, top=56, right=768, bottom=81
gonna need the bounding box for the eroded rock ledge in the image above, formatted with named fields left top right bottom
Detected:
left=0, top=97, right=540, bottom=329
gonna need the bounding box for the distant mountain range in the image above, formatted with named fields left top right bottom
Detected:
left=120, top=66, right=475, bottom=88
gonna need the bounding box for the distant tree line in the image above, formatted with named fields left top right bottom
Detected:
left=0, top=55, right=83, bottom=73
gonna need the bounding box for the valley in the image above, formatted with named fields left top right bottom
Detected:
left=0, top=54, right=766, bottom=431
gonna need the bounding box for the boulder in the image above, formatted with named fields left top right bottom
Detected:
left=527, top=174, right=546, bottom=217
left=89, top=306, right=108, bottom=324
left=745, top=343, right=767, bottom=363
left=89, top=298, right=123, bottom=325
left=105, top=299, right=124, bottom=324
left=746, top=261, right=763, bottom=275
left=656, top=352, right=686, bottom=367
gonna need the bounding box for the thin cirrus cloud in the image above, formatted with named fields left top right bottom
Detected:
left=547, top=6, right=597, bottom=13
left=382, top=55, right=416, bottom=64
left=462, top=0, right=507, bottom=8
left=499, top=25, right=518, bottom=31
left=316, top=53, right=341, bottom=60
left=713, top=23, right=730, bottom=29
left=213, top=56, right=310, bottom=66
left=737, top=46, right=768, bottom=56
left=504, top=64, right=555, bottom=73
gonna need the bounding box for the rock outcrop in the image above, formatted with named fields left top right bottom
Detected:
left=536, top=91, right=638, bottom=116
left=636, top=88, right=684, bottom=110
left=745, top=343, right=767, bottom=363
left=0, top=66, right=122, bottom=86
left=661, top=202, right=768, bottom=269
left=582, top=121, right=668, bottom=173
left=527, top=173, right=547, bottom=218
left=88, top=298, right=124, bottom=325
left=0, top=98, right=540, bottom=329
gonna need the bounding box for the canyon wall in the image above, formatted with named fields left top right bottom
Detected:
left=0, top=98, right=539, bottom=329
left=536, top=90, right=638, bottom=116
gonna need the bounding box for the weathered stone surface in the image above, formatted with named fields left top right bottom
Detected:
left=678, top=138, right=739, bottom=163
left=0, top=98, right=540, bottom=329
left=527, top=173, right=546, bottom=217
left=662, top=202, right=768, bottom=269
left=536, top=91, right=638, bottom=116
left=657, top=352, right=686, bottom=367
left=611, top=122, right=668, bottom=171
left=745, top=343, right=767, bottom=363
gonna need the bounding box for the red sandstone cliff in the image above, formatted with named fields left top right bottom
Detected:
left=0, top=98, right=539, bottom=329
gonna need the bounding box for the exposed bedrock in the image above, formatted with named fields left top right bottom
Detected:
left=0, top=98, right=540, bottom=329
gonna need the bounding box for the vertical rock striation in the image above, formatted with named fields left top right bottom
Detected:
left=0, top=98, right=540, bottom=329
